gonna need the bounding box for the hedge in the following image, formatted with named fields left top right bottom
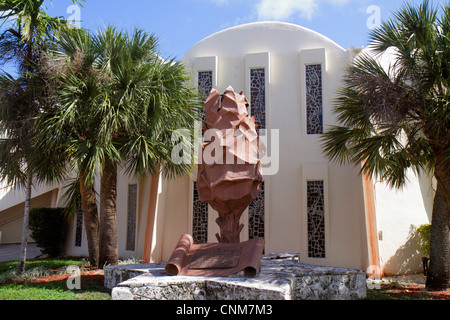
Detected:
left=29, top=208, right=68, bottom=258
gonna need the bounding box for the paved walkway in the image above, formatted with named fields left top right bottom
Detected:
left=0, top=243, right=42, bottom=262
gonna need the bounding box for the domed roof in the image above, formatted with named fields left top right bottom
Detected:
left=183, top=21, right=345, bottom=60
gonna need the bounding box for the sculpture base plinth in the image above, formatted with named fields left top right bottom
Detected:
left=105, top=253, right=368, bottom=300
left=164, top=234, right=265, bottom=278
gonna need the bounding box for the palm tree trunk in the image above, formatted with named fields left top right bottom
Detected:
left=17, top=170, right=33, bottom=275
left=79, top=171, right=100, bottom=268
left=99, top=160, right=119, bottom=267
left=426, top=163, right=450, bottom=291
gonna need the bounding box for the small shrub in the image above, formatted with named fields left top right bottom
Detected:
left=413, top=224, right=431, bottom=257
left=29, top=208, right=68, bottom=258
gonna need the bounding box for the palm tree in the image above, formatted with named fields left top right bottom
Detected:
left=95, top=27, right=200, bottom=267
left=36, top=26, right=102, bottom=268
left=0, top=0, right=84, bottom=274
left=40, top=26, right=201, bottom=267
left=0, top=72, right=44, bottom=273
left=0, top=0, right=84, bottom=71
left=321, top=0, right=449, bottom=290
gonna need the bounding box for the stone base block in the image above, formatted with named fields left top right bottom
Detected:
left=104, top=253, right=367, bottom=300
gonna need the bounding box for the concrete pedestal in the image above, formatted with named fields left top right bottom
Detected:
left=104, top=253, right=367, bottom=300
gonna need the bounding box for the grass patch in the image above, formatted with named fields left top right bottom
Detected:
left=0, top=276, right=110, bottom=300
left=0, top=258, right=86, bottom=284
left=0, top=258, right=111, bottom=300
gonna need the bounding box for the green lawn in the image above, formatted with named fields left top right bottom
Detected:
left=2, top=259, right=447, bottom=301
left=0, top=259, right=111, bottom=300
left=0, top=259, right=83, bottom=275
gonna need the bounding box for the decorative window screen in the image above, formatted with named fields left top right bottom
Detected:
left=198, top=71, right=213, bottom=101
left=248, top=67, right=266, bottom=240
left=248, top=182, right=265, bottom=240
left=250, top=68, right=266, bottom=130
left=75, top=202, right=83, bottom=247
left=192, top=71, right=213, bottom=244
left=126, top=184, right=138, bottom=251
left=192, top=182, right=209, bottom=244
left=305, top=64, right=323, bottom=135
left=307, top=180, right=326, bottom=258
left=198, top=71, right=213, bottom=133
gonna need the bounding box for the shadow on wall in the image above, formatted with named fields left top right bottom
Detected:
left=383, top=226, right=425, bottom=276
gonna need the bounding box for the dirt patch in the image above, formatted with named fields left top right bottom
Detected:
left=368, top=273, right=450, bottom=300
left=375, top=283, right=450, bottom=300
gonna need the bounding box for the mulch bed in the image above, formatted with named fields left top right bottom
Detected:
left=370, top=281, right=450, bottom=300
left=29, top=270, right=103, bottom=284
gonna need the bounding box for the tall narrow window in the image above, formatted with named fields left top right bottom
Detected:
left=198, top=71, right=213, bottom=133
left=74, top=202, right=83, bottom=247
left=307, top=181, right=326, bottom=258
left=198, top=71, right=213, bottom=101
left=192, top=71, right=213, bottom=244
left=248, top=68, right=266, bottom=241
left=192, top=182, right=208, bottom=244
left=305, top=64, right=323, bottom=135
left=248, top=182, right=265, bottom=240
left=250, top=68, right=266, bottom=130
left=126, top=184, right=138, bottom=251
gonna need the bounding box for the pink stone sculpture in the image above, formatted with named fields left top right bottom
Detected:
left=196, top=86, right=264, bottom=243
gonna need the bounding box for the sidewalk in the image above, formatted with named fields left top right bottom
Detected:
left=0, top=243, right=42, bottom=262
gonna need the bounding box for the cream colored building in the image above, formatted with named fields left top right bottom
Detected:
left=0, top=22, right=433, bottom=276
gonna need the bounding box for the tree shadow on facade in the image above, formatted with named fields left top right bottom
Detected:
left=383, top=226, right=425, bottom=276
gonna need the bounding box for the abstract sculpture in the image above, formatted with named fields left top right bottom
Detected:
left=196, top=86, right=265, bottom=243
left=165, top=87, right=265, bottom=277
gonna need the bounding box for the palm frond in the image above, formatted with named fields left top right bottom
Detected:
left=60, top=176, right=81, bottom=218
left=322, top=0, right=450, bottom=189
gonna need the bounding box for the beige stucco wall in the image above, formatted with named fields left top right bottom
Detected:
left=1, top=23, right=370, bottom=271
left=0, top=188, right=59, bottom=244
left=359, top=46, right=434, bottom=275
left=375, top=170, right=434, bottom=275
left=64, top=170, right=155, bottom=261
left=155, top=177, right=191, bottom=262
left=154, top=21, right=371, bottom=271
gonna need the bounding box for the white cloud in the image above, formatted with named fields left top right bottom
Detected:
left=256, top=0, right=351, bottom=21
left=257, top=0, right=317, bottom=20
left=201, top=0, right=352, bottom=22
left=327, top=0, right=351, bottom=5
left=210, top=0, right=230, bottom=5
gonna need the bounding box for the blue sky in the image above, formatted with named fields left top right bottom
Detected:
left=17, top=0, right=450, bottom=60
